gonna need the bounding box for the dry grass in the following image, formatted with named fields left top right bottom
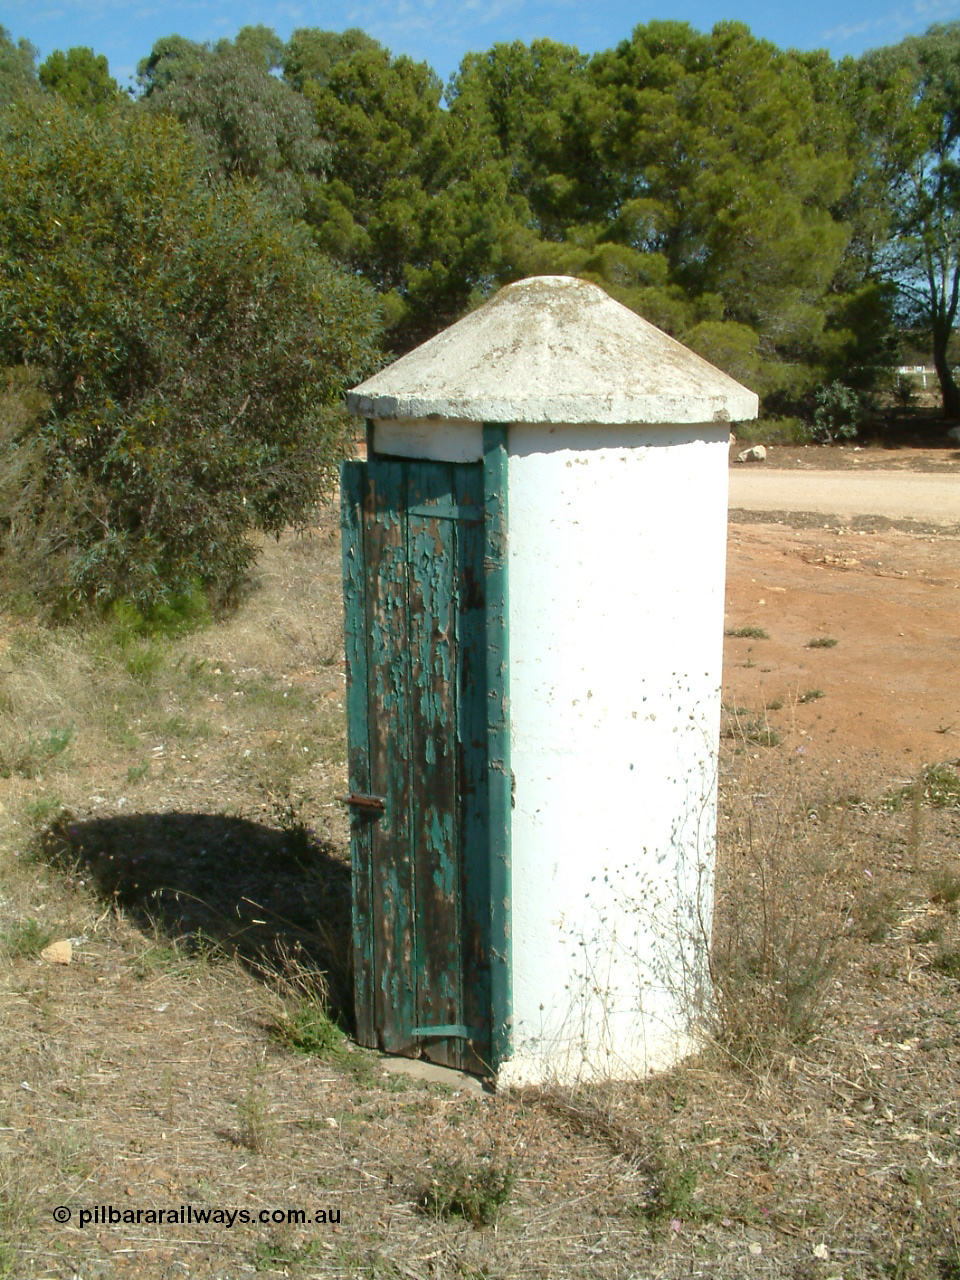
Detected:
left=1, top=505, right=959, bottom=1278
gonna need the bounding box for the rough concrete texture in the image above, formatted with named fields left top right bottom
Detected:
left=378, top=1055, right=487, bottom=1094
left=348, top=275, right=759, bottom=425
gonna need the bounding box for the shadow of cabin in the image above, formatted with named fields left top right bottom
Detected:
left=40, top=811, right=354, bottom=1026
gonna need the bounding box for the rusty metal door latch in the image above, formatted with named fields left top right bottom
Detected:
left=339, top=792, right=387, bottom=819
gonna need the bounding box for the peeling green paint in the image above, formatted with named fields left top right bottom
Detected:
left=341, top=452, right=505, bottom=1074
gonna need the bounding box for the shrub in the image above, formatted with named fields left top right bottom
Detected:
left=811, top=381, right=864, bottom=443
left=419, top=1154, right=515, bottom=1227
left=0, top=98, right=381, bottom=617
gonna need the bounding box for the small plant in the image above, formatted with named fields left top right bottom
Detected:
left=811, top=380, right=864, bottom=443
left=720, top=707, right=782, bottom=749
left=419, top=1153, right=515, bottom=1227
left=767, top=698, right=784, bottom=711
left=798, top=689, right=824, bottom=704
left=126, top=760, right=149, bottom=785
left=893, top=375, right=918, bottom=410
left=724, top=626, right=769, bottom=639
left=131, top=941, right=185, bottom=980
left=271, top=991, right=345, bottom=1058
left=915, top=923, right=944, bottom=945
left=123, top=641, right=166, bottom=682
left=930, top=870, right=960, bottom=906
left=930, top=950, right=960, bottom=980
left=888, top=765, right=960, bottom=814
left=2, top=725, right=74, bottom=779
left=808, top=636, right=838, bottom=649
left=921, top=763, right=960, bottom=809
left=637, top=1156, right=718, bottom=1223
left=854, top=886, right=902, bottom=943
left=2, top=917, right=55, bottom=958
left=23, top=795, right=65, bottom=828
left=237, top=1072, right=272, bottom=1155
left=251, top=1239, right=325, bottom=1272
left=271, top=794, right=322, bottom=863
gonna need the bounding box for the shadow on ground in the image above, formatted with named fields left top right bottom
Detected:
left=40, top=811, right=353, bottom=1024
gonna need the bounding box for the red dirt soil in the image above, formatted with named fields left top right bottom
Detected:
left=723, top=516, right=960, bottom=789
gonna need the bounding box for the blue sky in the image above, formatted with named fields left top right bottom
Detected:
left=3, top=0, right=960, bottom=91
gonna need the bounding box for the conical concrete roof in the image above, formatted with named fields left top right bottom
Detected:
left=347, top=275, right=758, bottom=425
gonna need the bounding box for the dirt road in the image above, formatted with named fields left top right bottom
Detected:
left=724, top=454, right=960, bottom=788
left=728, top=466, right=960, bottom=525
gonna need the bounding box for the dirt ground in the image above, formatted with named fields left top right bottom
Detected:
left=1, top=449, right=959, bottom=1280
left=723, top=515, right=960, bottom=788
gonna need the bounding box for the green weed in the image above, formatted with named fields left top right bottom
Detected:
left=419, top=1154, right=515, bottom=1227
left=250, top=1239, right=326, bottom=1272
left=725, top=626, right=770, bottom=639
left=930, top=950, right=960, bottom=980
left=798, top=689, right=825, bottom=704
left=808, top=636, right=838, bottom=649
left=636, top=1156, right=719, bottom=1224
left=271, top=997, right=345, bottom=1058
left=23, top=795, right=65, bottom=828
left=2, top=917, right=55, bottom=958
left=921, top=764, right=960, bottom=809
left=721, top=710, right=782, bottom=749
left=930, top=870, right=960, bottom=906
left=237, top=1071, right=272, bottom=1155
left=888, top=764, right=960, bottom=815
left=1, top=724, right=74, bottom=779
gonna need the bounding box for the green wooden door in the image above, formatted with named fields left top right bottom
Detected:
left=341, top=456, right=492, bottom=1072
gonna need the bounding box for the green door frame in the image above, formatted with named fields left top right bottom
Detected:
left=482, top=423, right=512, bottom=1068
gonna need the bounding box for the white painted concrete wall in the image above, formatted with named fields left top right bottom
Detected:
left=500, top=423, right=729, bottom=1086
left=364, top=415, right=730, bottom=1086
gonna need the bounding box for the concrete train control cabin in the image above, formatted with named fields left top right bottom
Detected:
left=339, top=275, right=758, bottom=1086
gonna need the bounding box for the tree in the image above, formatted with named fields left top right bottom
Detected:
left=860, top=26, right=960, bottom=417
left=300, top=41, right=519, bottom=348
left=589, top=22, right=858, bottom=403
left=283, top=27, right=383, bottom=91
left=447, top=39, right=612, bottom=240
left=38, top=46, right=122, bottom=111
left=0, top=26, right=38, bottom=107
left=0, top=98, right=381, bottom=615
left=138, top=33, right=327, bottom=218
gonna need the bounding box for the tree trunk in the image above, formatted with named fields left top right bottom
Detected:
left=932, top=319, right=960, bottom=417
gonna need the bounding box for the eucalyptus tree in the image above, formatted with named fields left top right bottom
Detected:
left=860, top=25, right=960, bottom=417
left=137, top=31, right=328, bottom=219
left=0, top=26, right=38, bottom=107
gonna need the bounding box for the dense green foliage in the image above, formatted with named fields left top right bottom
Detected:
left=0, top=99, right=380, bottom=614
left=38, top=46, right=121, bottom=111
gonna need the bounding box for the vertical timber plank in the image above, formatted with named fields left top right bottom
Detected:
left=365, top=459, right=416, bottom=1053
left=483, top=425, right=513, bottom=1069
left=340, top=461, right=374, bottom=1046
left=456, top=462, right=492, bottom=1074
left=407, top=462, right=462, bottom=1068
